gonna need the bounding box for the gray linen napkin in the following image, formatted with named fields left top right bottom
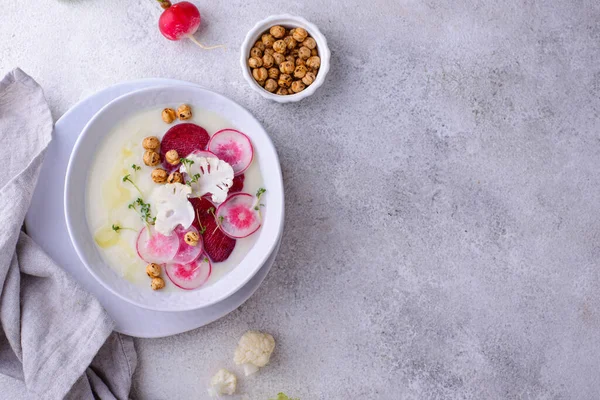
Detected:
left=0, top=68, right=137, bottom=400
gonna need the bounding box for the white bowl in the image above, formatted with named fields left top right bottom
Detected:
left=64, top=85, right=285, bottom=312
left=240, top=14, right=331, bottom=103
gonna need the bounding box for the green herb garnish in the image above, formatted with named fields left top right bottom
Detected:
left=122, top=174, right=142, bottom=195
left=131, top=164, right=141, bottom=172
left=186, top=173, right=201, bottom=186
left=111, top=224, right=136, bottom=233
left=128, top=197, right=155, bottom=225
left=180, top=157, right=194, bottom=171
left=195, top=209, right=207, bottom=235
left=254, top=187, right=267, bottom=215
left=212, top=215, right=224, bottom=234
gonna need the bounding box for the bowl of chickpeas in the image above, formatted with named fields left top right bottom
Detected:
left=240, top=15, right=330, bottom=103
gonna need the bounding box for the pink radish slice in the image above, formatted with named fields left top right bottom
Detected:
left=171, top=226, right=203, bottom=264
left=165, top=255, right=212, bottom=290
left=207, top=129, right=254, bottom=176
left=136, top=226, right=179, bottom=263
left=216, top=193, right=262, bottom=239
left=188, top=150, right=218, bottom=159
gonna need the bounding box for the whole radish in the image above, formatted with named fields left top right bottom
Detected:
left=156, top=1, right=223, bottom=49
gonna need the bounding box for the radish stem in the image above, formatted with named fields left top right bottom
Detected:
left=156, top=0, right=171, bottom=10
left=186, top=34, right=224, bottom=50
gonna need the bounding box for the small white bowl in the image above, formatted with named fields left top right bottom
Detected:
left=64, top=84, right=285, bottom=312
left=240, top=14, right=331, bottom=103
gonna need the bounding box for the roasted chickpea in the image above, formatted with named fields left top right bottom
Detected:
left=142, top=136, right=160, bottom=151
left=161, top=108, right=176, bottom=124
left=184, top=231, right=200, bottom=246
left=285, top=55, right=296, bottom=65
left=283, top=36, right=297, bottom=50
left=298, top=46, right=311, bottom=60
left=261, top=33, right=275, bottom=47
left=253, top=67, right=268, bottom=83
left=272, top=52, right=285, bottom=65
left=306, top=56, right=321, bottom=69
left=288, top=28, right=296, bottom=37
left=292, top=27, right=308, bottom=42
left=264, top=79, right=278, bottom=93
left=296, top=58, right=306, bottom=67
left=250, top=47, right=263, bottom=58
left=167, top=171, right=183, bottom=184
left=177, top=104, right=192, bottom=120
left=302, top=37, right=317, bottom=50
left=165, top=149, right=180, bottom=165
left=248, top=57, right=263, bottom=68
left=311, top=48, right=318, bottom=57
left=151, top=277, right=165, bottom=290
left=262, top=53, right=275, bottom=68
left=302, top=71, right=316, bottom=86
left=151, top=168, right=168, bottom=183
left=270, top=25, right=286, bottom=39
left=273, top=40, right=286, bottom=54
left=294, top=65, right=308, bottom=79
left=279, top=61, right=295, bottom=74
left=264, top=47, right=274, bottom=56
left=268, top=67, right=280, bottom=80
left=254, top=41, right=266, bottom=51
left=146, top=263, right=161, bottom=278
left=278, top=74, right=292, bottom=88
left=276, top=87, right=289, bottom=95
left=291, top=80, right=306, bottom=93
left=291, top=48, right=299, bottom=57
left=143, top=150, right=160, bottom=166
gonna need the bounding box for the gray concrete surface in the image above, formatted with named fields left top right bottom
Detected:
left=2, top=0, right=600, bottom=398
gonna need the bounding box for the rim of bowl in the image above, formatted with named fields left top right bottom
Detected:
left=240, top=14, right=331, bottom=103
left=64, top=84, right=285, bottom=311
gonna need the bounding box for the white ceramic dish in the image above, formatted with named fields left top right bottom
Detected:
left=64, top=85, right=285, bottom=312
left=240, top=14, right=331, bottom=103
left=26, top=78, right=282, bottom=338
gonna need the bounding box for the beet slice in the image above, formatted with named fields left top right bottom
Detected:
left=189, top=197, right=236, bottom=262
left=165, top=256, right=212, bottom=290
left=229, top=174, right=245, bottom=193
left=160, top=123, right=210, bottom=170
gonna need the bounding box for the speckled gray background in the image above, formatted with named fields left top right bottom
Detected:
left=2, top=0, right=600, bottom=398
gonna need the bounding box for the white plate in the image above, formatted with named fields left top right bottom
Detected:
left=25, top=79, right=282, bottom=337
left=65, top=85, right=285, bottom=312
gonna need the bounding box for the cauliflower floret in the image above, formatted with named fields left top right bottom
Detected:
left=151, top=182, right=194, bottom=235
left=207, top=368, right=237, bottom=397
left=233, top=331, right=276, bottom=376
left=179, top=155, right=234, bottom=203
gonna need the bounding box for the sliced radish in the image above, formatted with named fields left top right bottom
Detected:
left=165, top=255, right=212, bottom=290
left=172, top=225, right=203, bottom=264
left=216, top=193, right=261, bottom=239
left=136, top=225, right=179, bottom=263
left=208, top=129, right=254, bottom=175
left=188, top=149, right=218, bottom=159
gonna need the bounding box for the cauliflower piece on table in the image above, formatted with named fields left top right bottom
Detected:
left=233, top=331, right=276, bottom=376
left=207, top=368, right=237, bottom=397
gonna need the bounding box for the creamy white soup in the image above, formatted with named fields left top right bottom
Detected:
left=86, top=107, right=263, bottom=291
